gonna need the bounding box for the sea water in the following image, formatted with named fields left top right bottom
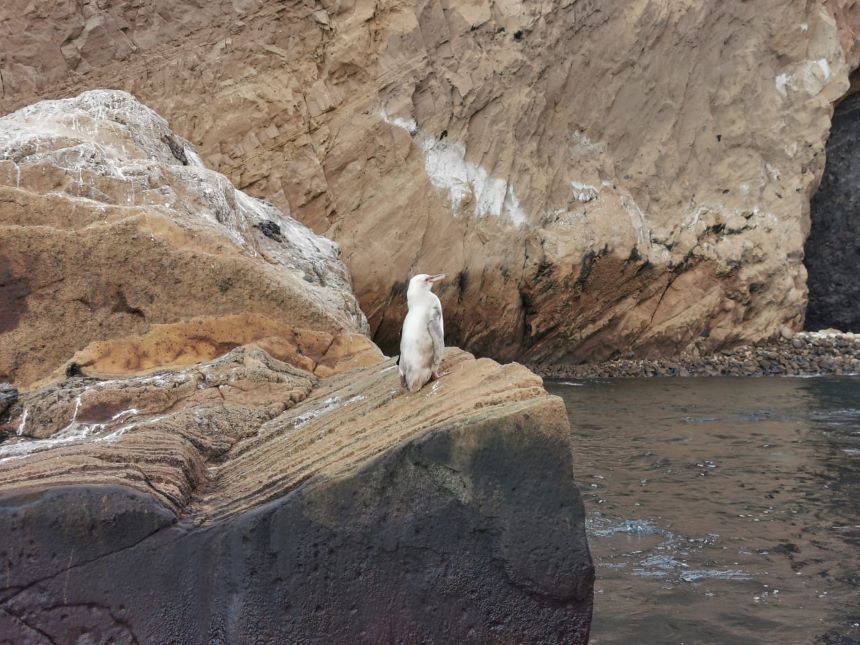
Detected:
left=548, top=377, right=860, bottom=645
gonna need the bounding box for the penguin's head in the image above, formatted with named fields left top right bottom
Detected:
left=407, top=273, right=446, bottom=300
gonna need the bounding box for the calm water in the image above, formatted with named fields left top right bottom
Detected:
left=547, top=377, right=860, bottom=645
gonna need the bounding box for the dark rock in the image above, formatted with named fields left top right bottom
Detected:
left=0, top=382, right=16, bottom=418
left=816, top=628, right=860, bottom=645
left=0, top=255, right=30, bottom=334
left=0, top=429, right=593, bottom=644
left=65, top=362, right=84, bottom=378
left=257, top=219, right=284, bottom=241
left=805, top=92, right=860, bottom=332
left=161, top=133, right=189, bottom=165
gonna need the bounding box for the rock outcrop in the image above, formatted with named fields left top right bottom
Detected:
left=0, top=347, right=593, bottom=643
left=1, top=1, right=858, bottom=364
left=0, top=90, right=368, bottom=388
left=0, top=90, right=594, bottom=642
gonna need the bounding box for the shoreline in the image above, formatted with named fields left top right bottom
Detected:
left=529, top=330, right=860, bottom=379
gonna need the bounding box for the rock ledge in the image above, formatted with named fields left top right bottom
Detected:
left=0, top=346, right=593, bottom=643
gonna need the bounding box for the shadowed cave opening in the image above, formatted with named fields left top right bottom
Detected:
left=804, top=76, right=860, bottom=332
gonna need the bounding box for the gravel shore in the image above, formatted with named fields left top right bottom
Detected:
left=531, top=330, right=860, bottom=379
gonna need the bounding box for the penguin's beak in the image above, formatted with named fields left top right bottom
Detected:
left=426, top=273, right=447, bottom=283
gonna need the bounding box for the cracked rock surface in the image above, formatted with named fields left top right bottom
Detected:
left=0, top=346, right=593, bottom=643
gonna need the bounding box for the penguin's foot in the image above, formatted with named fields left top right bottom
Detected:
left=432, top=369, right=451, bottom=380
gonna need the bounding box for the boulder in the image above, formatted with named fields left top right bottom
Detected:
left=0, top=90, right=368, bottom=388
left=0, top=347, right=593, bottom=643
left=0, top=1, right=858, bottom=362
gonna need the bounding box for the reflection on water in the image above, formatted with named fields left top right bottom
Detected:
left=547, top=377, right=860, bottom=645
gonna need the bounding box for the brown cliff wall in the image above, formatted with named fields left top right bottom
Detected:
left=1, top=1, right=856, bottom=363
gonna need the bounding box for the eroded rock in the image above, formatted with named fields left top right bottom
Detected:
left=0, top=346, right=593, bottom=643
left=0, top=1, right=855, bottom=362
left=0, top=90, right=368, bottom=387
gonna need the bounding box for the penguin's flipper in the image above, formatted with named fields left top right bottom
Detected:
left=427, top=301, right=445, bottom=373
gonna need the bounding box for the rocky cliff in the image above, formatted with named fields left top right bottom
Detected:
left=1, top=0, right=857, bottom=364
left=0, top=90, right=593, bottom=642
left=0, top=348, right=593, bottom=643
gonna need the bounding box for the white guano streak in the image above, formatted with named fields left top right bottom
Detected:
left=381, top=111, right=527, bottom=227
left=16, top=409, right=28, bottom=436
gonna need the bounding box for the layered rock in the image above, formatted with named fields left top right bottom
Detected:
left=0, top=88, right=594, bottom=642
left=1, top=1, right=857, bottom=364
left=0, top=90, right=368, bottom=388
left=0, top=347, right=593, bottom=643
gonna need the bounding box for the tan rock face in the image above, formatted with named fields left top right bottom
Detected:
left=0, top=1, right=856, bottom=363
left=38, top=314, right=383, bottom=385
left=0, top=90, right=368, bottom=387
left=826, top=0, right=860, bottom=66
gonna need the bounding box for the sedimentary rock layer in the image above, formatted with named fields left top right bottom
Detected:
left=0, top=90, right=368, bottom=387
left=1, top=1, right=857, bottom=362
left=0, top=347, right=594, bottom=643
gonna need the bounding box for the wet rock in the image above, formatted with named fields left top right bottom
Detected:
left=806, top=89, right=860, bottom=333
left=0, top=346, right=593, bottom=643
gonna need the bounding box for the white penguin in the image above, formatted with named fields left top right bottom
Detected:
left=399, top=273, right=446, bottom=392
